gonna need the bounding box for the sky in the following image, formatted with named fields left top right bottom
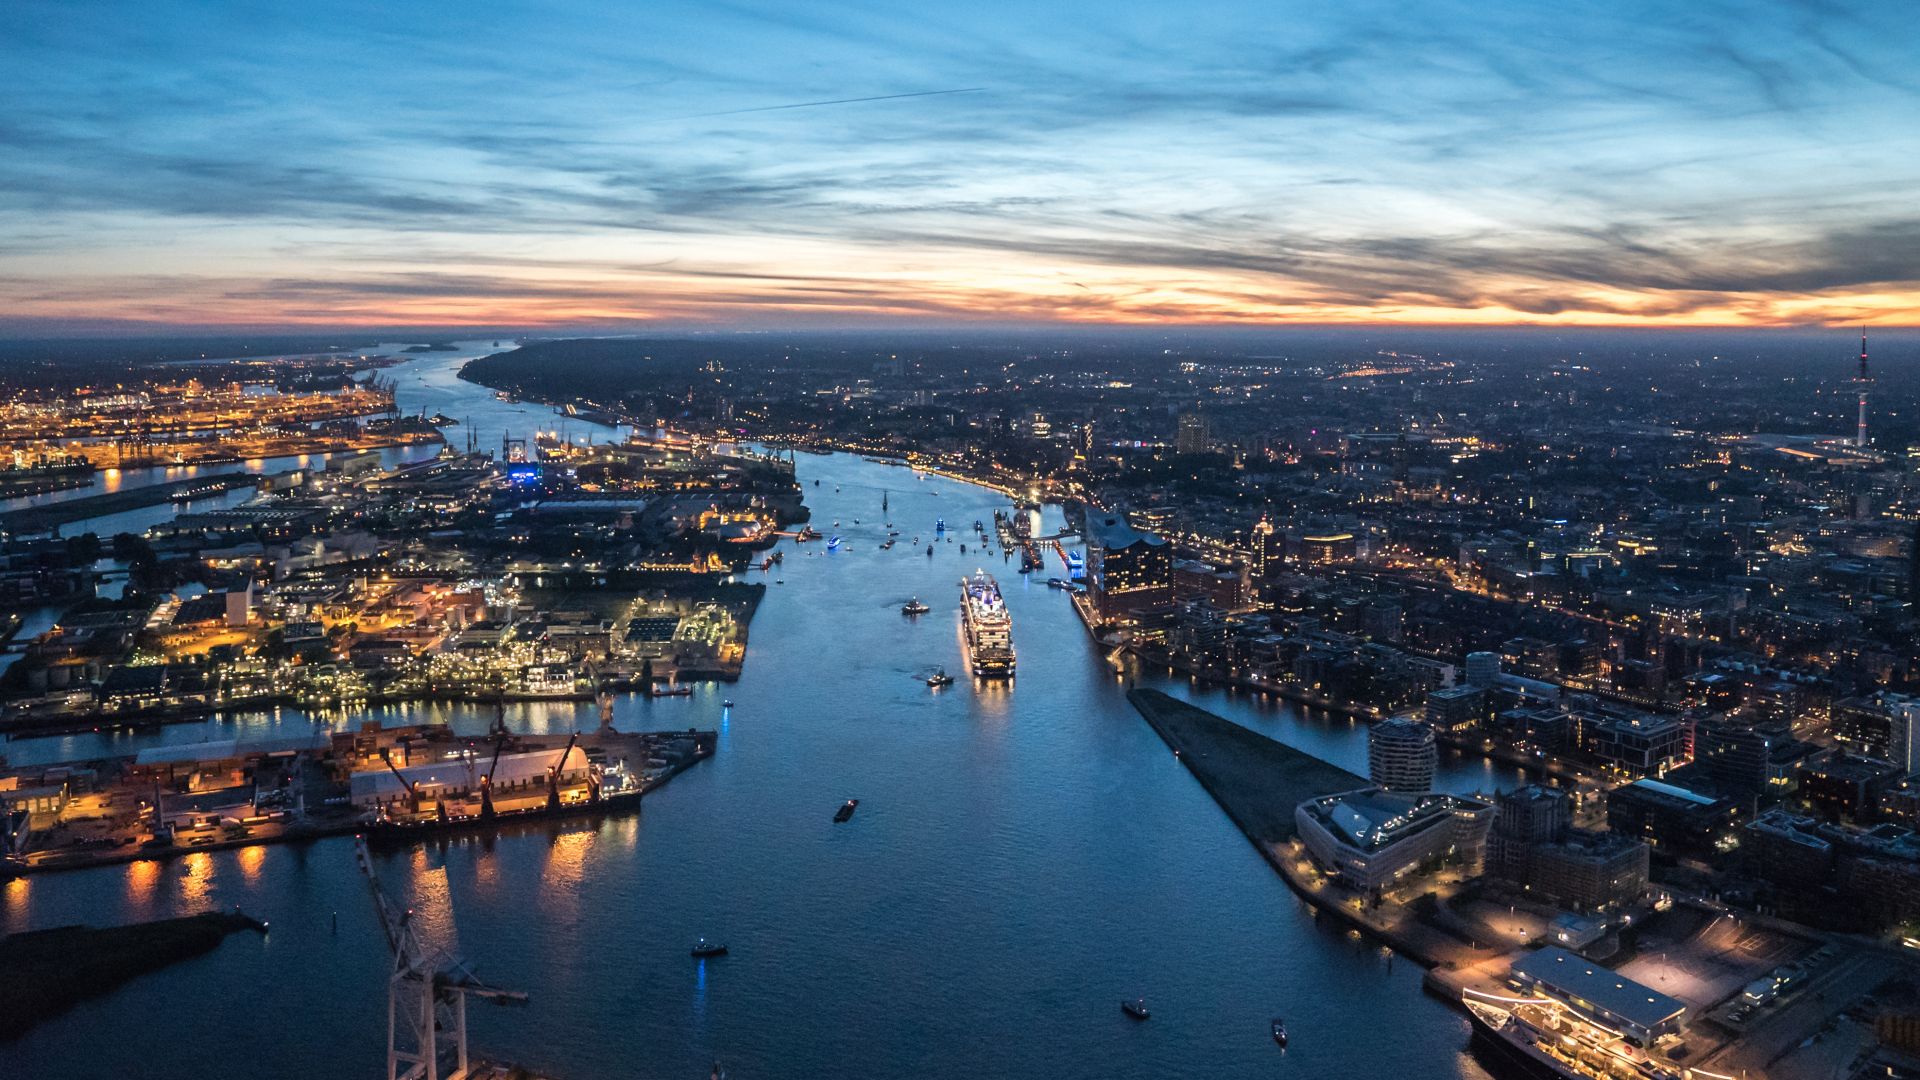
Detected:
left=1, top=0, right=1917, bottom=332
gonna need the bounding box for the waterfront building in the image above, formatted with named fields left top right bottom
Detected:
left=1085, top=514, right=1170, bottom=620
left=1368, top=717, right=1438, bottom=792
left=1294, top=787, right=1493, bottom=894
left=1425, top=684, right=1485, bottom=732
left=1507, top=946, right=1687, bottom=1047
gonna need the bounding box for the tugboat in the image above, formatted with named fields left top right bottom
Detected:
left=691, top=939, right=728, bottom=958
left=1121, top=998, right=1150, bottom=1021
left=833, top=798, right=859, bottom=823
left=1271, top=1018, right=1287, bottom=1047
left=927, top=668, right=954, bottom=688
left=902, top=597, right=930, bottom=615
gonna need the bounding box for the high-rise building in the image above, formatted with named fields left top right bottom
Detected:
left=1175, top=410, right=1211, bottom=455
left=1086, top=514, right=1171, bottom=620
left=1369, top=717, right=1438, bottom=792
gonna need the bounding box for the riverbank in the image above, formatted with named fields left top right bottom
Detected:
left=7, top=728, right=717, bottom=877
left=0, top=473, right=264, bottom=535
left=0, top=910, right=266, bottom=1039
left=1126, top=688, right=1488, bottom=971
left=1131, top=645, right=1578, bottom=785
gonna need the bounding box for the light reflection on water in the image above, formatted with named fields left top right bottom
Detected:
left=4, top=400, right=1491, bottom=1080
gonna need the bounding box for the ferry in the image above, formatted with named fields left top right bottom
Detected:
left=959, top=570, right=1016, bottom=679
left=1065, top=550, right=1085, bottom=579
left=1462, top=991, right=1683, bottom=1080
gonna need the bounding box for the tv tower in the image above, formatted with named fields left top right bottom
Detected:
left=1855, top=327, right=1871, bottom=448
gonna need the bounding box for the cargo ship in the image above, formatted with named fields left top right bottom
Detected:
left=960, top=570, right=1016, bottom=679
left=1462, top=991, right=1683, bottom=1080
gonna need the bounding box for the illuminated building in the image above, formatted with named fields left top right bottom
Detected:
left=1368, top=717, right=1438, bottom=792
left=1175, top=410, right=1210, bottom=455
left=1295, top=788, right=1492, bottom=893
left=1086, top=514, right=1169, bottom=619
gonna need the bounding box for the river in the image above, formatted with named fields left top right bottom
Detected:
left=2, top=349, right=1501, bottom=1080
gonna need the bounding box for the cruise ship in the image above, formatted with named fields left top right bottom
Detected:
left=1462, top=991, right=1684, bottom=1080
left=959, top=570, right=1016, bottom=678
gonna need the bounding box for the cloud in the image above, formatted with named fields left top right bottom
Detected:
left=0, top=0, right=1916, bottom=328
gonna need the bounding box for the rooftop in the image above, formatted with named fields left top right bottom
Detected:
left=1510, top=946, right=1687, bottom=1032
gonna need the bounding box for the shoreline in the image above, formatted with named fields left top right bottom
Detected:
left=3, top=728, right=717, bottom=879
left=1124, top=687, right=1462, bottom=969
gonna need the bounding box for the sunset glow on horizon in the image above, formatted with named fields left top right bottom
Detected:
left=4, top=0, right=1917, bottom=332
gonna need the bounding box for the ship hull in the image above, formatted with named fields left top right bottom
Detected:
left=960, top=572, right=1016, bottom=679
left=1464, top=1005, right=1582, bottom=1080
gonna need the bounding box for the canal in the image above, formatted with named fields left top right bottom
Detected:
left=2, top=351, right=1499, bottom=1080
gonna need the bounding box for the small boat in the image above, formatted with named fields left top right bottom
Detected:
left=691, top=939, right=728, bottom=958
left=1271, top=1018, right=1287, bottom=1047
left=926, top=545, right=934, bottom=557
left=1122, top=998, right=1150, bottom=1021
left=775, top=579, right=784, bottom=584
left=927, top=669, right=953, bottom=688
left=902, top=598, right=930, bottom=615
left=649, top=685, right=693, bottom=698
left=833, top=798, right=859, bottom=823
left=1048, top=578, right=1070, bottom=590
left=722, top=699, right=734, bottom=708
left=826, top=535, right=842, bottom=551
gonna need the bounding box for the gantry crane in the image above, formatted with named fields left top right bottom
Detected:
left=355, top=837, right=527, bottom=1080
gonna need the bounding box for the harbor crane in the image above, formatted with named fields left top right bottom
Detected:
left=355, top=837, right=526, bottom=1080
left=477, top=733, right=508, bottom=822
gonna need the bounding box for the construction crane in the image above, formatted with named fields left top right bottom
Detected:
left=355, top=837, right=527, bottom=1080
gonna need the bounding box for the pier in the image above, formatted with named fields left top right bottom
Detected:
left=1126, top=688, right=1481, bottom=969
